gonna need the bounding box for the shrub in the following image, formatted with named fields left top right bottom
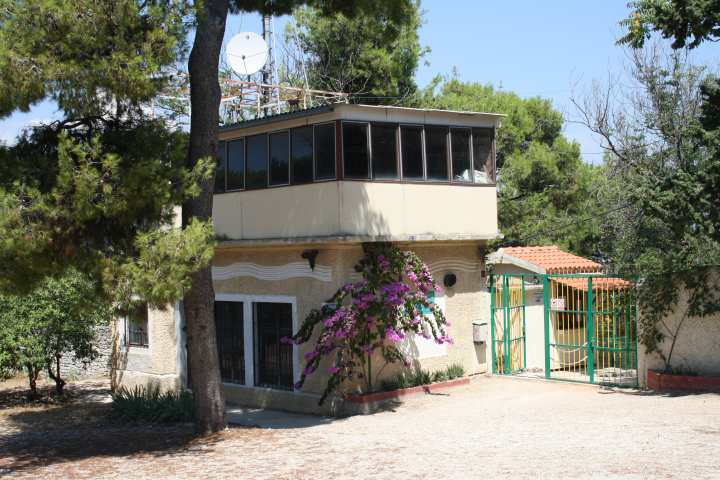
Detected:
left=111, top=386, right=194, bottom=423
left=432, top=370, right=448, bottom=382
left=411, top=369, right=432, bottom=386
left=379, top=364, right=466, bottom=393
left=446, top=363, right=465, bottom=380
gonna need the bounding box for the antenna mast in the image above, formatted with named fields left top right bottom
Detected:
left=262, top=13, right=274, bottom=115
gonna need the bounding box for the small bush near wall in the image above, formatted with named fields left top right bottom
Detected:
left=111, top=386, right=193, bottom=423
left=381, top=364, right=465, bottom=392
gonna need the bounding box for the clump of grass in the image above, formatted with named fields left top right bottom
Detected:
left=432, top=369, right=449, bottom=382
left=446, top=363, right=465, bottom=380
left=380, top=364, right=466, bottom=392
left=410, top=369, right=432, bottom=386
left=111, top=385, right=194, bottom=423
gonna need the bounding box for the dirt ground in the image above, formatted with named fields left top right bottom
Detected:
left=1, top=376, right=718, bottom=479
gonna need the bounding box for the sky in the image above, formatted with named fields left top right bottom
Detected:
left=2, top=0, right=718, bottom=163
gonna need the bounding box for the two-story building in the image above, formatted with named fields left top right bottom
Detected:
left=111, top=103, right=502, bottom=414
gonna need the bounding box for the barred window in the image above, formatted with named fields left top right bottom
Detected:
left=126, top=304, right=149, bottom=347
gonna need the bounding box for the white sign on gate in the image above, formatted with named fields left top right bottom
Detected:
left=551, top=297, right=565, bottom=310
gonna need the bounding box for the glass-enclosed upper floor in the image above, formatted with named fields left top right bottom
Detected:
left=213, top=104, right=503, bottom=243
left=216, top=104, right=499, bottom=193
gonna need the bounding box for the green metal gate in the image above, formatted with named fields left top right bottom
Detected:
left=490, top=273, right=638, bottom=386
left=489, top=275, right=526, bottom=374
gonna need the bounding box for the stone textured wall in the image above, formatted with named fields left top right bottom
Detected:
left=59, top=324, right=112, bottom=379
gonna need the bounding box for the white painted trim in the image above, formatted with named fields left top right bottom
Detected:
left=212, top=262, right=332, bottom=282
left=215, top=293, right=299, bottom=390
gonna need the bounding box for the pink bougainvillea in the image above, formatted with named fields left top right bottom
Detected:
left=283, top=243, right=452, bottom=404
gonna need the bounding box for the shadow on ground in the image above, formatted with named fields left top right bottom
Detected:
left=0, top=381, right=208, bottom=476
left=597, top=385, right=720, bottom=397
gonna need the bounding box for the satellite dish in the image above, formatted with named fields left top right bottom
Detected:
left=226, top=32, right=268, bottom=76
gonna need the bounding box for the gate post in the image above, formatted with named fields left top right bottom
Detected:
left=587, top=277, right=595, bottom=383
left=503, top=276, right=511, bottom=374
left=490, top=275, right=496, bottom=374
left=543, top=275, right=550, bottom=379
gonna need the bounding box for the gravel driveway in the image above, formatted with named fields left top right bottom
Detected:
left=1, top=376, right=719, bottom=479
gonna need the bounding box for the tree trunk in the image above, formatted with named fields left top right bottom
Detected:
left=26, top=364, right=39, bottom=400
left=46, top=355, right=66, bottom=395
left=184, top=0, right=229, bottom=434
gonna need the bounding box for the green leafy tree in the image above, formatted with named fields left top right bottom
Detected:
left=283, top=1, right=426, bottom=101
left=576, top=46, right=720, bottom=370
left=0, top=0, right=214, bottom=415
left=413, top=77, right=603, bottom=256
left=0, top=270, right=112, bottom=398
left=620, top=0, right=720, bottom=49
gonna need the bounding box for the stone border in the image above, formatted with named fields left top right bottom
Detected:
left=647, top=369, right=720, bottom=393
left=345, top=377, right=470, bottom=404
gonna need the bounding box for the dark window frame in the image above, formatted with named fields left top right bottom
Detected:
left=313, top=122, right=337, bottom=181
left=341, top=120, right=371, bottom=180
left=126, top=304, right=149, bottom=348
left=370, top=122, right=400, bottom=180
left=226, top=138, right=246, bottom=191
left=424, top=125, right=451, bottom=182
left=253, top=302, right=294, bottom=391
left=471, top=126, right=497, bottom=184
left=450, top=126, right=473, bottom=183
left=215, top=300, right=245, bottom=385
left=268, top=129, right=291, bottom=187
left=215, top=140, right=227, bottom=193
left=290, top=125, right=315, bottom=185
left=215, top=121, right=497, bottom=193
left=399, top=123, right=426, bottom=181
left=244, top=133, right=269, bottom=190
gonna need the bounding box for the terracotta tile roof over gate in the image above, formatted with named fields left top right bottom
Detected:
left=500, top=246, right=603, bottom=274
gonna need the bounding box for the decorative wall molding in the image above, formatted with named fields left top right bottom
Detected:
left=427, top=258, right=482, bottom=274
left=212, top=262, right=333, bottom=282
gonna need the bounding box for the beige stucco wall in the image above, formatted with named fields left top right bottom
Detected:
left=213, top=182, right=498, bottom=242
left=213, top=242, right=488, bottom=402
left=638, top=288, right=720, bottom=384
left=110, top=241, right=491, bottom=412
left=111, top=305, right=182, bottom=392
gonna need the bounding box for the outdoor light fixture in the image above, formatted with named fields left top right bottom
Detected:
left=301, top=249, right=319, bottom=270
left=443, top=273, right=457, bottom=288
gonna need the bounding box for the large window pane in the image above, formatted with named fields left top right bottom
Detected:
left=372, top=124, right=398, bottom=179
left=246, top=134, right=268, bottom=188
left=425, top=126, right=449, bottom=181
left=451, top=128, right=472, bottom=182
left=401, top=126, right=424, bottom=180
left=254, top=302, right=293, bottom=390
left=269, top=131, right=290, bottom=186
left=215, top=141, right=226, bottom=193
left=291, top=126, right=313, bottom=184
left=314, top=124, right=336, bottom=179
left=472, top=128, right=495, bottom=184
left=227, top=139, right=245, bottom=190
left=215, top=301, right=244, bottom=384
left=342, top=122, right=369, bottom=179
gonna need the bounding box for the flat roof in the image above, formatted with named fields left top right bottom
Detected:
left=219, top=103, right=505, bottom=132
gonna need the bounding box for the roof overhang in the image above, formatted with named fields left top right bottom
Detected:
left=486, top=250, right=546, bottom=274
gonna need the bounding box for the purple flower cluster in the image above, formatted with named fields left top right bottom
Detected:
left=286, top=245, right=454, bottom=399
